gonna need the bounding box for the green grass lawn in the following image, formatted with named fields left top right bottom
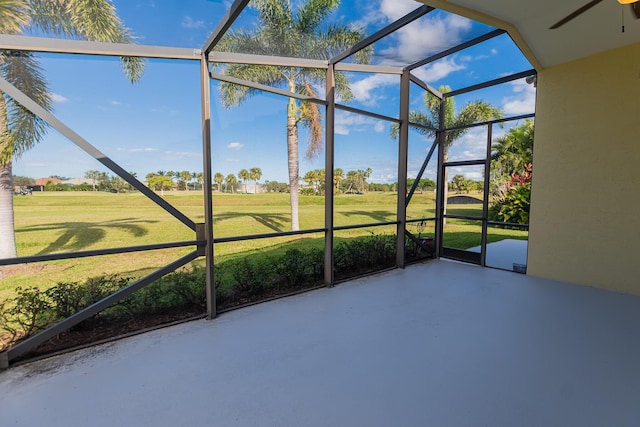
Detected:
left=1, top=190, right=527, bottom=301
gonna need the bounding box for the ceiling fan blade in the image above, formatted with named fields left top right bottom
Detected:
left=631, top=3, right=640, bottom=19
left=550, top=0, right=604, bottom=29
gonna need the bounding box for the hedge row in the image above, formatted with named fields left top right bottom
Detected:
left=1, top=234, right=404, bottom=352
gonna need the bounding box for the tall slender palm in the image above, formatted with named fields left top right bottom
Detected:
left=225, top=173, right=237, bottom=194
left=213, top=172, right=224, bottom=192
left=217, top=0, right=370, bottom=231
left=238, top=168, right=249, bottom=194
left=0, top=0, right=144, bottom=259
left=333, top=167, right=343, bottom=193
left=249, top=167, right=262, bottom=194
left=393, top=86, right=502, bottom=218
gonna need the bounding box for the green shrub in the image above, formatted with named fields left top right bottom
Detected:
left=0, top=287, right=54, bottom=344
left=489, top=182, right=531, bottom=224
left=0, top=234, right=402, bottom=351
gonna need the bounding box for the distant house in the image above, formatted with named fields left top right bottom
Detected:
left=61, top=178, right=93, bottom=187
left=33, top=177, right=62, bottom=191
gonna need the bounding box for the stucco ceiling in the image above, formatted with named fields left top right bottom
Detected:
left=426, top=0, right=640, bottom=68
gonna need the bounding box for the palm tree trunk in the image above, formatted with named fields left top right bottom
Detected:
left=287, top=75, right=300, bottom=230
left=443, top=151, right=449, bottom=226
left=0, top=161, right=17, bottom=258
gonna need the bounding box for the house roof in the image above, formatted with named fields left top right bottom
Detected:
left=33, top=177, right=62, bottom=185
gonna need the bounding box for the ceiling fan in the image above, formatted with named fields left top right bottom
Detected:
left=550, top=0, right=640, bottom=29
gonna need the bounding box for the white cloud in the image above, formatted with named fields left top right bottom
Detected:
left=225, top=158, right=241, bottom=163
left=111, top=100, right=121, bottom=106
left=181, top=16, right=205, bottom=29
left=380, top=0, right=422, bottom=21
left=227, top=142, right=244, bottom=150
left=350, top=74, right=398, bottom=105
left=334, top=110, right=388, bottom=135
left=446, top=128, right=487, bottom=162
left=501, top=78, right=536, bottom=115
left=449, top=166, right=483, bottom=181
left=379, top=13, right=473, bottom=64
left=412, top=57, right=466, bottom=82
left=491, top=48, right=498, bottom=55
left=116, top=147, right=157, bottom=153
left=51, top=93, right=68, bottom=103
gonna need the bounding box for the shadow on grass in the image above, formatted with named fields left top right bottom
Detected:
left=213, top=212, right=289, bottom=233
left=340, top=210, right=395, bottom=223
left=18, top=218, right=158, bottom=254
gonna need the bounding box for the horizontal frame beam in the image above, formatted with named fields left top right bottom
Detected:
left=0, top=34, right=200, bottom=59
left=406, top=217, right=437, bottom=224
left=334, top=221, right=399, bottom=231
left=334, top=63, right=404, bottom=74
left=445, top=69, right=536, bottom=98
left=210, top=73, right=327, bottom=104
left=335, top=103, right=400, bottom=124
left=444, top=113, right=535, bottom=132
left=0, top=241, right=203, bottom=266
left=409, top=121, right=439, bottom=133
left=213, top=228, right=326, bottom=244
left=210, top=51, right=328, bottom=68
left=444, top=159, right=486, bottom=167
left=409, top=74, right=443, bottom=99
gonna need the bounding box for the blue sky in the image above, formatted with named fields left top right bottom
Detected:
left=11, top=0, right=535, bottom=184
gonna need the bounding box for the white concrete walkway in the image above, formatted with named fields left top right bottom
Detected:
left=2, top=260, right=640, bottom=426
left=468, top=238, right=529, bottom=271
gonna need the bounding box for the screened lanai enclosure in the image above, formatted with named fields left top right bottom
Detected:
left=0, top=0, right=535, bottom=367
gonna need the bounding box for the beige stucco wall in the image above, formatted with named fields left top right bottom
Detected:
left=528, top=42, right=640, bottom=294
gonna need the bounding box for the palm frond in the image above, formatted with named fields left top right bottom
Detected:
left=252, top=0, right=293, bottom=38
left=219, top=64, right=286, bottom=107
left=299, top=83, right=322, bottom=159
left=333, top=70, right=352, bottom=101
left=68, top=0, right=144, bottom=82
left=320, top=25, right=371, bottom=63
left=26, top=0, right=144, bottom=82
left=295, top=0, right=338, bottom=34
left=447, top=100, right=503, bottom=143
left=0, top=52, right=51, bottom=161
left=0, top=0, right=29, bottom=34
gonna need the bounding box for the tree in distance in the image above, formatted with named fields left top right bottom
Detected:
left=214, top=172, right=224, bottom=192
left=238, top=168, right=249, bottom=194
left=249, top=167, right=262, bottom=193
left=225, top=173, right=237, bottom=193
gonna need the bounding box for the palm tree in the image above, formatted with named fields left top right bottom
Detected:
left=392, top=86, right=503, bottom=218
left=491, top=119, right=534, bottom=199
left=213, top=172, right=224, bottom=192
left=0, top=0, right=144, bottom=259
left=333, top=167, right=344, bottom=193
left=249, top=167, right=262, bottom=194
left=491, top=119, right=534, bottom=176
left=238, top=168, right=249, bottom=194
left=178, top=170, right=192, bottom=191
left=225, top=173, right=237, bottom=194
left=196, top=172, right=204, bottom=190
left=217, top=0, right=370, bottom=231
left=84, top=169, right=101, bottom=191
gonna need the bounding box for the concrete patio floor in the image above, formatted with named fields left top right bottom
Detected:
left=1, top=260, right=640, bottom=426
